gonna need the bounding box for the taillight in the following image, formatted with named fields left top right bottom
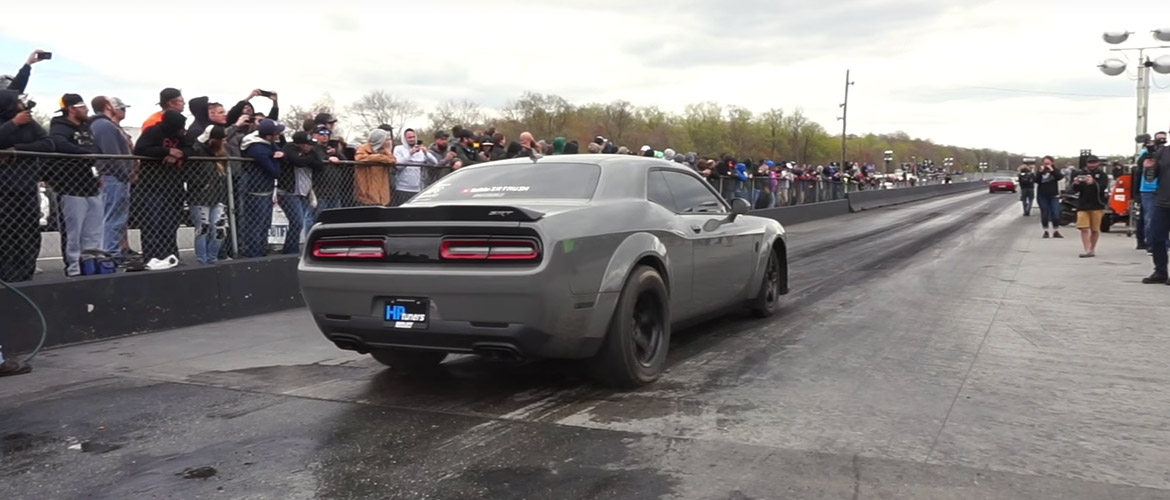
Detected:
left=440, top=238, right=540, bottom=261
left=312, top=238, right=387, bottom=259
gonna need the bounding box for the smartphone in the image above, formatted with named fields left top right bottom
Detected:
left=37, top=52, right=52, bottom=60
left=258, top=90, right=273, bottom=98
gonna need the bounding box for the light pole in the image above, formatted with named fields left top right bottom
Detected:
left=837, top=69, right=855, bottom=171
left=944, top=157, right=954, bottom=173
left=1099, top=29, right=1170, bottom=158
left=978, top=161, right=988, bottom=180
left=883, top=150, right=893, bottom=174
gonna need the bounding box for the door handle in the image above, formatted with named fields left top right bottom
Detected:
left=690, top=225, right=702, bottom=233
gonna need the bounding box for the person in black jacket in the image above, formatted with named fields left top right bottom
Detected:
left=309, top=126, right=350, bottom=211
left=133, top=110, right=187, bottom=262
left=1017, top=164, right=1037, bottom=217
left=0, top=90, right=54, bottom=283
left=183, top=125, right=230, bottom=264
left=1142, top=144, right=1170, bottom=284
left=277, top=131, right=322, bottom=255
left=49, top=94, right=104, bottom=276
left=1034, top=155, right=1064, bottom=238
left=1071, top=155, right=1111, bottom=258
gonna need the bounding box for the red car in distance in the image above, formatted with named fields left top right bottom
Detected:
left=988, top=177, right=1016, bottom=194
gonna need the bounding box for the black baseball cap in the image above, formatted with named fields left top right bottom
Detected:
left=455, top=129, right=475, bottom=139
left=58, top=93, right=85, bottom=112
left=158, top=88, right=182, bottom=107
left=1085, top=155, right=1100, bottom=163
left=433, top=130, right=450, bottom=139
left=292, top=131, right=313, bottom=145
left=314, top=113, right=337, bottom=124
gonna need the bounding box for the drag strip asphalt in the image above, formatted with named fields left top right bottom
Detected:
left=5, top=191, right=1170, bottom=500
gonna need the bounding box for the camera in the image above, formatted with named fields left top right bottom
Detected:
left=24, top=99, right=36, bottom=111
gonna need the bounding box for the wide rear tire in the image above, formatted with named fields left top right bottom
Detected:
left=749, top=250, right=784, bottom=318
left=588, top=265, right=670, bottom=389
left=370, top=348, right=447, bottom=374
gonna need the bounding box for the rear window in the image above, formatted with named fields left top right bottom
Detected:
left=410, top=162, right=601, bottom=202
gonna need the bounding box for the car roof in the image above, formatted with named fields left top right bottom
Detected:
left=456, top=154, right=702, bottom=201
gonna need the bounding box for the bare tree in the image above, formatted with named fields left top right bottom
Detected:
left=32, top=108, right=52, bottom=132
left=502, top=92, right=574, bottom=140
left=427, top=99, right=485, bottom=133
left=346, top=90, right=421, bottom=136
left=603, top=100, right=634, bottom=145
left=281, top=93, right=339, bottom=136
left=760, top=108, right=785, bottom=158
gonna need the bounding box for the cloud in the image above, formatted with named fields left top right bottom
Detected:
left=0, top=0, right=1166, bottom=156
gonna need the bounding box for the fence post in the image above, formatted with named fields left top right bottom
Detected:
left=225, top=165, right=240, bottom=258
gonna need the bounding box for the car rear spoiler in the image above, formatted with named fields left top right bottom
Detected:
left=316, top=205, right=546, bottom=224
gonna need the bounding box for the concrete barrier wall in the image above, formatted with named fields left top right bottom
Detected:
left=2, top=256, right=305, bottom=352
left=846, top=181, right=985, bottom=212
left=751, top=200, right=851, bottom=226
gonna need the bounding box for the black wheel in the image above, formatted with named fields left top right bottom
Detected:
left=370, top=348, right=447, bottom=374
left=588, top=265, right=670, bottom=389
left=988, top=189, right=994, bottom=194
left=1101, top=216, right=1112, bottom=233
left=749, top=249, right=784, bottom=318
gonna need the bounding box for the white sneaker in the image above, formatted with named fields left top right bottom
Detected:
left=146, top=255, right=179, bottom=271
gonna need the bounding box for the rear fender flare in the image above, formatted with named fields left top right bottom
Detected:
left=599, top=232, right=670, bottom=294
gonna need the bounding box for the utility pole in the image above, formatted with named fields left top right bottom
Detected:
left=837, top=69, right=854, bottom=169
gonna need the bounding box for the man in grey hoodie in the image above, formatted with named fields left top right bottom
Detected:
left=391, top=128, right=438, bottom=206
left=90, top=96, right=136, bottom=261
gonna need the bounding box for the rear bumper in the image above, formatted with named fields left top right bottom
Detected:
left=313, top=314, right=602, bottom=359
left=297, top=263, right=619, bottom=359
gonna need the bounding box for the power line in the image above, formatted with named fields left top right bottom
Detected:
left=957, top=86, right=1134, bottom=98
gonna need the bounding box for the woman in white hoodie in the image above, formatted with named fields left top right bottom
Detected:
left=391, top=128, right=438, bottom=206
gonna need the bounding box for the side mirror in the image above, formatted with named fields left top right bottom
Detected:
left=730, top=197, right=751, bottom=216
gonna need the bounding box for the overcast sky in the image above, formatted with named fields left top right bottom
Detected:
left=2, top=1, right=1168, bottom=158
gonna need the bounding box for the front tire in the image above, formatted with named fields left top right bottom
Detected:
left=370, top=348, right=447, bottom=374
left=588, top=265, right=670, bottom=389
left=749, top=250, right=783, bottom=318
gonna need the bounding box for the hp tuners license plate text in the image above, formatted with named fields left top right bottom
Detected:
left=384, top=298, right=429, bottom=329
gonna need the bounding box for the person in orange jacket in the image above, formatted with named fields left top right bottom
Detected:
left=141, top=88, right=185, bottom=132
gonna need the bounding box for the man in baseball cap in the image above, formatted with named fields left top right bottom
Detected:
left=142, top=87, right=184, bottom=131
left=89, top=96, right=136, bottom=261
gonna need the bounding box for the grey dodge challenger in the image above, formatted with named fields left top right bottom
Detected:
left=297, top=154, right=789, bottom=388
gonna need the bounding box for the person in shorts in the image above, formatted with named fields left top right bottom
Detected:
left=1071, top=155, right=1110, bottom=258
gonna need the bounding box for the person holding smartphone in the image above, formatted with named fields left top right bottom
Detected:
left=0, top=50, right=50, bottom=93
left=1071, top=155, right=1110, bottom=258
left=391, top=128, right=437, bottom=206
left=1034, top=155, right=1064, bottom=238
left=1018, top=161, right=1037, bottom=216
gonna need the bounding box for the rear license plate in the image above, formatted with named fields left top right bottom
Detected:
left=384, top=298, right=429, bottom=329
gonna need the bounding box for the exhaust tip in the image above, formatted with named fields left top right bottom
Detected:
left=331, top=337, right=368, bottom=354
left=472, top=344, right=523, bottom=362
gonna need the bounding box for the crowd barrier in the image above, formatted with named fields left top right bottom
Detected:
left=1, top=256, right=301, bottom=353
left=0, top=150, right=982, bottom=352
left=846, top=180, right=986, bottom=212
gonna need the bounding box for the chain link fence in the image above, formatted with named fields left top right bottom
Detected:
left=0, top=150, right=981, bottom=282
